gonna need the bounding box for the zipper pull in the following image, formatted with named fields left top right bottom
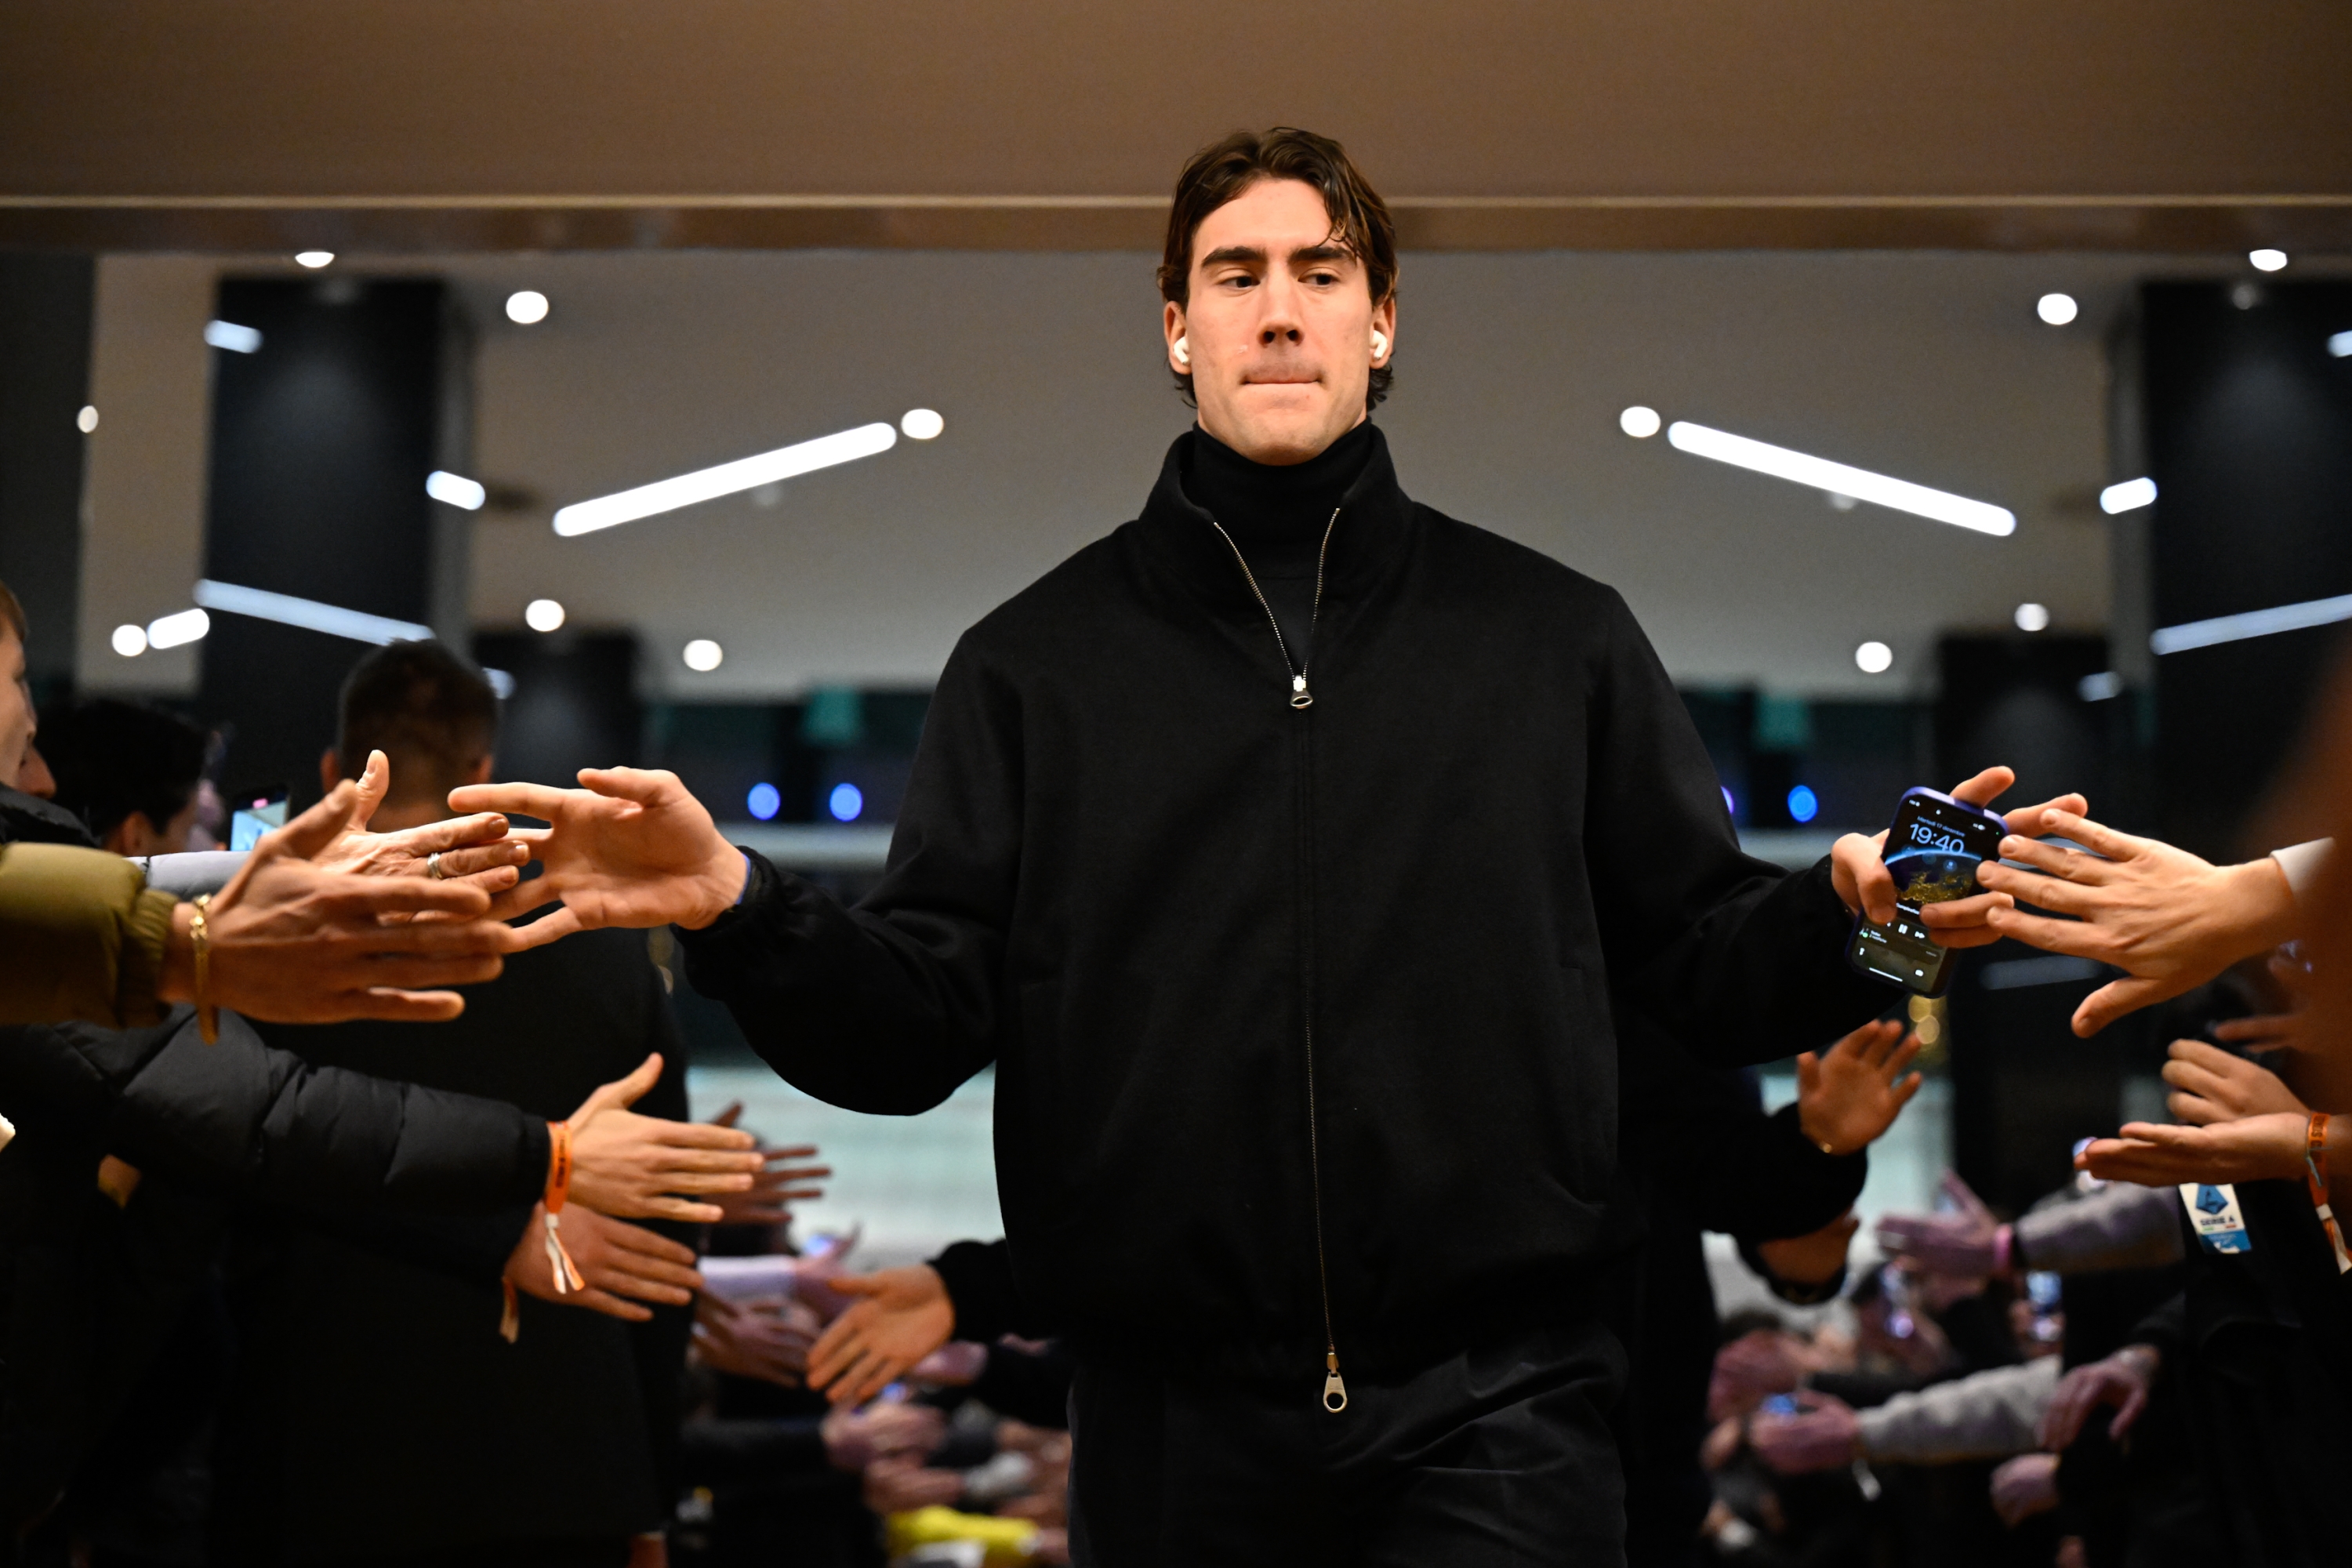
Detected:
left=1323, top=1349, right=1348, bottom=1412
left=1290, top=673, right=1313, bottom=710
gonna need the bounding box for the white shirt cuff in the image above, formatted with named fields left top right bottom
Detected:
left=2270, top=838, right=2333, bottom=906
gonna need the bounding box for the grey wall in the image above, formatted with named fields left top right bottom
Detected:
left=0, top=252, right=93, bottom=688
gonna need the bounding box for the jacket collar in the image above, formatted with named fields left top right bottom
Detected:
left=1132, top=423, right=1417, bottom=616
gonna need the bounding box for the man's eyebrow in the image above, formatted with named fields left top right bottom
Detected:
left=1199, top=245, right=1269, bottom=270
left=1290, top=243, right=1356, bottom=267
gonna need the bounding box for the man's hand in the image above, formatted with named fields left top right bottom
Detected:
left=506, top=1203, right=702, bottom=1323
left=310, top=750, right=529, bottom=898
left=567, top=1054, right=764, bottom=1222
left=1755, top=1210, right=1860, bottom=1288
left=1831, top=768, right=2089, bottom=948
left=448, top=768, right=746, bottom=948
left=163, top=782, right=532, bottom=1024
left=1798, top=1019, right=1925, bottom=1155
left=2037, top=1345, right=2160, bottom=1450
left=807, top=1265, right=959, bottom=1408
left=860, top=1457, right=965, bottom=1514
left=1976, top=813, right=2301, bottom=1036
left=821, top=1397, right=946, bottom=1472
left=704, top=1105, right=830, bottom=1226
left=691, top=1292, right=819, bottom=1386
left=1875, top=1171, right=2005, bottom=1278
left=2075, top=1111, right=2314, bottom=1187
left=1748, top=1390, right=1861, bottom=1475
left=2161, top=1040, right=2307, bottom=1125
left=1989, top=1453, right=2062, bottom=1527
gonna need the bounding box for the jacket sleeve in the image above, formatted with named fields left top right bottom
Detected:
left=2013, top=1185, right=2185, bottom=1275
left=928, top=1237, right=1050, bottom=1341
left=67, top=1007, right=550, bottom=1214
left=677, top=640, right=1017, bottom=1112
left=1853, top=1357, right=2060, bottom=1465
left=1582, top=591, right=1894, bottom=1066
left=0, top=843, right=178, bottom=1030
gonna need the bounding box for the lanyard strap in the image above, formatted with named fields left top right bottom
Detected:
left=2304, top=1112, right=2352, bottom=1276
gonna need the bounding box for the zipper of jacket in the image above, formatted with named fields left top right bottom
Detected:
left=1207, top=507, right=1348, bottom=1412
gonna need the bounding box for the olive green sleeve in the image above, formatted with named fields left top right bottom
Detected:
left=0, top=843, right=181, bottom=1029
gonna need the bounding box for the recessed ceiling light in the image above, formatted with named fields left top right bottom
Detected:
left=1665, top=421, right=2015, bottom=536
left=2014, top=601, right=2050, bottom=632
left=205, top=320, right=263, bottom=354
left=2036, top=292, right=2078, bottom=326
left=554, top=421, right=901, bottom=536
left=2328, top=329, right=2352, bottom=358
left=76, top=405, right=98, bottom=434
left=295, top=250, right=336, bottom=270
left=2099, top=477, right=2157, bottom=514
left=900, top=408, right=944, bottom=440
left=2249, top=248, right=2288, bottom=273
left=426, top=470, right=487, bottom=510
left=1854, top=641, right=1894, bottom=673
left=524, top=598, right=565, bottom=633
left=1619, top=405, right=1662, bottom=438
left=505, top=289, right=550, bottom=325
left=145, top=608, right=211, bottom=650
left=683, top=638, right=724, bottom=672
left=111, top=623, right=147, bottom=657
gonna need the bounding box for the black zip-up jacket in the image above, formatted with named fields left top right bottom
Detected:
left=680, top=426, right=1890, bottom=1384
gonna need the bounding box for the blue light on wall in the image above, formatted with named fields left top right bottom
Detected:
left=1785, top=784, right=1820, bottom=824
left=746, top=782, right=782, bottom=821
left=827, top=782, right=865, bottom=822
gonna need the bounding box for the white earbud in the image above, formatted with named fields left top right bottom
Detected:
left=1371, top=328, right=1388, bottom=360
left=1173, top=336, right=1190, bottom=365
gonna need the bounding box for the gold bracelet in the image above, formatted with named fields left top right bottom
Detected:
left=190, top=894, right=218, bottom=1045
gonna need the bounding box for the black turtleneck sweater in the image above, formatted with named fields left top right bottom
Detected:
left=1180, top=420, right=1374, bottom=671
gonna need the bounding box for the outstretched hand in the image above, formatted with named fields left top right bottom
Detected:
left=1797, top=1019, right=1924, bottom=1156
left=506, top=1203, right=703, bottom=1323
left=566, top=1054, right=765, bottom=1222
left=1830, top=768, right=2089, bottom=949
left=2074, top=1110, right=2313, bottom=1187
left=2037, top=1345, right=2160, bottom=1450
left=1875, top=1171, right=2003, bottom=1278
left=2161, top=1040, right=2306, bottom=1125
left=1975, top=813, right=2302, bottom=1036
left=806, top=1264, right=959, bottom=1408
left=177, top=780, right=532, bottom=1025
left=449, top=768, right=747, bottom=949
left=310, top=750, right=529, bottom=900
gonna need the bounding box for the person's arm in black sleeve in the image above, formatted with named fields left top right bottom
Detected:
left=967, top=1339, right=1075, bottom=1430
left=928, top=1238, right=1041, bottom=1342
left=78, top=1008, right=548, bottom=1214
left=1583, top=591, right=1891, bottom=1067
left=318, top=1204, right=536, bottom=1286
left=675, top=641, right=1019, bottom=1112
left=1685, top=1073, right=1869, bottom=1243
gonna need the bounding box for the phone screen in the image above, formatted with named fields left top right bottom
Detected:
left=1847, top=789, right=2007, bottom=996
left=228, top=789, right=289, bottom=852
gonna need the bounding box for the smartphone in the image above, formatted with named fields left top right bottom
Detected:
left=227, top=786, right=289, bottom=852
left=1759, top=1393, right=1800, bottom=1418
left=1846, top=786, right=2008, bottom=996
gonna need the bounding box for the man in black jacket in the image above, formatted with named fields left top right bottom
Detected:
left=467, top=129, right=2060, bottom=1564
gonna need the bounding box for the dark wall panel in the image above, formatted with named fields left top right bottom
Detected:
left=2143, top=279, right=2352, bottom=857
left=0, top=252, right=94, bottom=691
left=199, top=276, right=443, bottom=800
left=474, top=632, right=641, bottom=793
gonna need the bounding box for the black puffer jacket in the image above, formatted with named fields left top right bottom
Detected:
left=681, top=426, right=1889, bottom=1385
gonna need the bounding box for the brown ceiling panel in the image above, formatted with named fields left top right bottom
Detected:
left=5, top=1, right=2348, bottom=251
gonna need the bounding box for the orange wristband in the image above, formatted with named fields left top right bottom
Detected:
left=2306, top=1112, right=2350, bottom=1276
left=540, top=1120, right=585, bottom=1296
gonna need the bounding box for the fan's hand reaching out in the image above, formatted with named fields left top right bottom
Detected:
left=1797, top=1019, right=1925, bottom=1156
left=310, top=750, right=529, bottom=898
left=449, top=768, right=746, bottom=948
left=1829, top=768, right=2088, bottom=949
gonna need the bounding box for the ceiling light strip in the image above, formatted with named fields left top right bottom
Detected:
left=1664, top=421, right=2016, bottom=537
left=552, top=422, right=899, bottom=536
left=2151, top=592, right=2352, bottom=655
left=193, top=579, right=434, bottom=644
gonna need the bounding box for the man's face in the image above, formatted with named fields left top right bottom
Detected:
left=0, top=633, right=33, bottom=789
left=1165, top=178, right=1395, bottom=466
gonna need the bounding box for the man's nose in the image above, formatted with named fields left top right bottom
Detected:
left=1256, top=274, right=1304, bottom=344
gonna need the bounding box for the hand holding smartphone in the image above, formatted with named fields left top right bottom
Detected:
left=1847, top=786, right=2008, bottom=996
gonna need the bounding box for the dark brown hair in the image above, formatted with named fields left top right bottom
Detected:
left=0, top=579, right=27, bottom=644
left=336, top=640, right=499, bottom=805
left=1156, top=127, right=1399, bottom=412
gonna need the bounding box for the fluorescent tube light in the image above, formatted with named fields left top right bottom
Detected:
left=193, top=579, right=433, bottom=645
left=145, top=608, right=211, bottom=649
left=205, top=320, right=263, bottom=354
left=2151, top=593, right=2352, bottom=656
left=426, top=470, right=487, bottom=510
left=553, top=422, right=899, bottom=536
left=2099, top=477, right=2157, bottom=514
left=484, top=668, right=516, bottom=699
left=2329, top=330, right=2352, bottom=358
left=1664, top=421, right=2016, bottom=536
left=2078, top=671, right=2122, bottom=701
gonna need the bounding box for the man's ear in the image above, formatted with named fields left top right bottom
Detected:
left=467, top=754, right=494, bottom=787
left=318, top=746, right=343, bottom=796
left=1370, top=294, right=1397, bottom=367
left=1163, top=300, right=1189, bottom=374
left=102, top=811, right=160, bottom=858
